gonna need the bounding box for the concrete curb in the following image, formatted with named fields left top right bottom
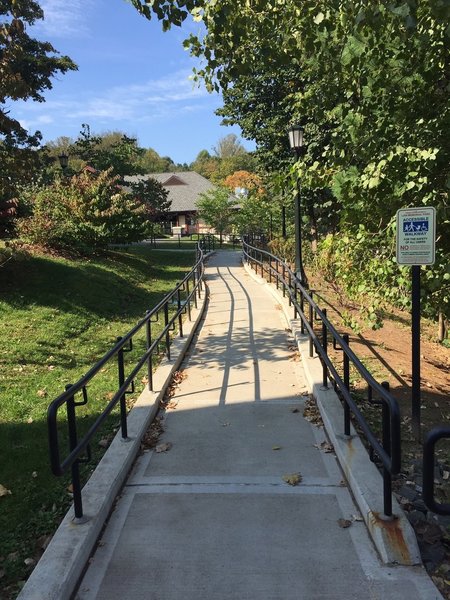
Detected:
left=242, top=259, right=422, bottom=566
left=18, top=283, right=209, bottom=600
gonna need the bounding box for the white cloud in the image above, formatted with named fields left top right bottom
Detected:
left=66, top=70, right=211, bottom=122
left=37, top=115, right=54, bottom=124
left=33, top=0, right=95, bottom=38
left=14, top=68, right=218, bottom=140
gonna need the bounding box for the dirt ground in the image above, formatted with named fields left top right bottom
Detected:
left=310, top=275, right=450, bottom=437
left=308, top=273, right=450, bottom=597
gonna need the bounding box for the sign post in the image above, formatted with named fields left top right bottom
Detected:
left=396, top=207, right=436, bottom=441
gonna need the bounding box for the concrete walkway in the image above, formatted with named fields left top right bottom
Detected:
left=75, top=251, right=440, bottom=600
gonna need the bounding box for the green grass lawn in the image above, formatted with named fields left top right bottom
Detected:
left=0, top=245, right=195, bottom=595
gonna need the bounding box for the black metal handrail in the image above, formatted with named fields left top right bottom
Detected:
left=423, top=427, right=450, bottom=515
left=243, top=240, right=401, bottom=517
left=47, top=244, right=207, bottom=520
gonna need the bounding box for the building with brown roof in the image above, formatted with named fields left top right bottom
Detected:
left=125, top=171, right=217, bottom=235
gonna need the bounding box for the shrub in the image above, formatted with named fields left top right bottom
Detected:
left=17, top=169, right=147, bottom=253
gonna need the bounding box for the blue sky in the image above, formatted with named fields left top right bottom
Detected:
left=14, top=0, right=254, bottom=165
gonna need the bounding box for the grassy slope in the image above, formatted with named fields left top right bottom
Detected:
left=0, top=245, right=195, bottom=593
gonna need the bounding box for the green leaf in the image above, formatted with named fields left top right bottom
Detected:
left=341, top=35, right=366, bottom=65
left=390, top=4, right=410, bottom=18
left=314, top=12, right=325, bottom=24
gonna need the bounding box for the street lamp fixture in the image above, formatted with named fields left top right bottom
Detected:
left=58, top=152, right=69, bottom=172
left=287, top=125, right=307, bottom=286
left=288, top=125, right=304, bottom=155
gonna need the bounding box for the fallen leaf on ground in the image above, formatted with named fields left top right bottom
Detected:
left=24, top=558, right=36, bottom=567
left=291, top=407, right=300, bottom=413
left=314, top=441, right=334, bottom=453
left=282, top=473, right=302, bottom=486
left=173, top=370, right=187, bottom=384
left=303, top=397, right=323, bottom=427
left=338, top=518, right=352, bottom=528
left=37, top=389, right=47, bottom=398
left=272, top=446, right=281, bottom=451
left=155, top=442, right=172, bottom=453
left=0, top=484, right=12, bottom=497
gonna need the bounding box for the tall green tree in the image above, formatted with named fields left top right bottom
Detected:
left=74, top=124, right=144, bottom=178
left=0, top=0, right=77, bottom=232
left=128, top=177, right=171, bottom=221
left=139, top=147, right=176, bottom=173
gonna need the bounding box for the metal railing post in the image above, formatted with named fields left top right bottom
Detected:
left=300, top=290, right=305, bottom=334
left=66, top=384, right=84, bottom=520
left=197, top=264, right=202, bottom=298
left=177, top=287, right=184, bottom=337
left=164, top=303, right=171, bottom=360
left=343, top=334, right=351, bottom=436
left=146, top=315, right=153, bottom=391
left=381, top=381, right=393, bottom=517
left=193, top=272, right=198, bottom=309
left=288, top=271, right=292, bottom=306
left=116, top=337, right=128, bottom=440
left=185, top=279, right=192, bottom=320
left=309, top=296, right=314, bottom=357
left=321, top=308, right=328, bottom=388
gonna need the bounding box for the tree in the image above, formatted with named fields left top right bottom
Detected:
left=139, top=148, right=176, bottom=173
left=190, top=149, right=220, bottom=180
left=128, top=177, right=171, bottom=222
left=0, top=0, right=77, bottom=213
left=223, top=170, right=264, bottom=197
left=74, top=125, right=144, bottom=178
left=213, top=134, right=246, bottom=158
left=196, top=187, right=236, bottom=245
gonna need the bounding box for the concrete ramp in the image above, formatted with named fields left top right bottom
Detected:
left=75, top=251, right=441, bottom=600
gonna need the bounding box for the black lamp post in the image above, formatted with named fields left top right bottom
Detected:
left=288, top=125, right=307, bottom=286
left=58, top=152, right=69, bottom=173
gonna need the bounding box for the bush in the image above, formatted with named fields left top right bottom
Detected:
left=314, top=225, right=450, bottom=334
left=268, top=236, right=295, bottom=264
left=17, top=170, right=148, bottom=253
